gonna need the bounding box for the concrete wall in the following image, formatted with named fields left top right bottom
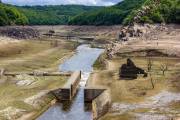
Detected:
left=70, top=71, right=81, bottom=98
left=92, top=90, right=111, bottom=120
left=60, top=88, right=71, bottom=101
left=51, top=71, right=81, bottom=101
left=84, top=88, right=106, bottom=102
left=84, top=88, right=111, bottom=120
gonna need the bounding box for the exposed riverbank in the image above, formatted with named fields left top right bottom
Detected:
left=87, top=24, right=180, bottom=120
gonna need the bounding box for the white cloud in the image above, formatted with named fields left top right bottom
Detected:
left=2, top=0, right=121, bottom=6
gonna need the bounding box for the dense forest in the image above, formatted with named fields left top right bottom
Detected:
left=69, top=0, right=180, bottom=25
left=17, top=5, right=102, bottom=25
left=0, top=3, right=28, bottom=26
left=68, top=0, right=146, bottom=25
left=0, top=0, right=179, bottom=26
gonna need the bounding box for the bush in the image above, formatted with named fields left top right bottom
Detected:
left=150, top=12, right=164, bottom=23
left=0, top=7, right=9, bottom=25
left=139, top=16, right=153, bottom=23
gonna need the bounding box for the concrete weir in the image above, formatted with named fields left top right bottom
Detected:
left=51, top=71, right=81, bottom=101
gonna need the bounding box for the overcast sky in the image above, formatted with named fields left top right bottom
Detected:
left=2, top=0, right=122, bottom=6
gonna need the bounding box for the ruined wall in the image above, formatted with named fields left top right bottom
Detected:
left=92, top=90, right=111, bottom=120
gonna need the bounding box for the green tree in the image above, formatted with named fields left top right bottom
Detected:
left=0, top=3, right=28, bottom=26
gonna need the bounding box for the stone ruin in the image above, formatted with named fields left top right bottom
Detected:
left=119, top=58, right=147, bottom=79
left=117, top=0, right=162, bottom=42
left=118, top=24, right=144, bottom=41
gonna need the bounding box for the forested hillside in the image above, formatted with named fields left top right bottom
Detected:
left=0, top=0, right=179, bottom=26
left=69, top=0, right=180, bottom=25
left=68, top=0, right=145, bottom=25
left=17, top=5, right=102, bottom=25
left=0, top=3, right=28, bottom=26
left=124, top=0, right=180, bottom=24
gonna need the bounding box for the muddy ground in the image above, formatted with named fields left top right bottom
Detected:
left=88, top=24, right=180, bottom=120
left=0, top=25, right=179, bottom=120
left=0, top=26, right=77, bottom=120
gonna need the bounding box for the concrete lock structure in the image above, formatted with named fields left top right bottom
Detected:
left=51, top=72, right=111, bottom=120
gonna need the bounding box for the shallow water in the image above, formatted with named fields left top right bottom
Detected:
left=37, top=44, right=104, bottom=120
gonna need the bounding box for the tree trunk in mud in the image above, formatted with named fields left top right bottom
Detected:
left=150, top=74, right=155, bottom=89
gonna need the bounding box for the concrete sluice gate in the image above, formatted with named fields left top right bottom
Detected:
left=38, top=44, right=109, bottom=120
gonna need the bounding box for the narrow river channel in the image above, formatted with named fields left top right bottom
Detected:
left=37, top=44, right=104, bottom=120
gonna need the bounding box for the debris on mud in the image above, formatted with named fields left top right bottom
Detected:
left=24, top=91, right=49, bottom=108
left=0, top=27, right=39, bottom=39
left=16, top=74, right=36, bottom=86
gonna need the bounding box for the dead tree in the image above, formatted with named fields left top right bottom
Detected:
left=147, top=57, right=153, bottom=72
left=146, top=58, right=155, bottom=89
left=53, top=40, right=58, bottom=47
left=149, top=73, right=155, bottom=89
left=160, top=63, right=168, bottom=76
